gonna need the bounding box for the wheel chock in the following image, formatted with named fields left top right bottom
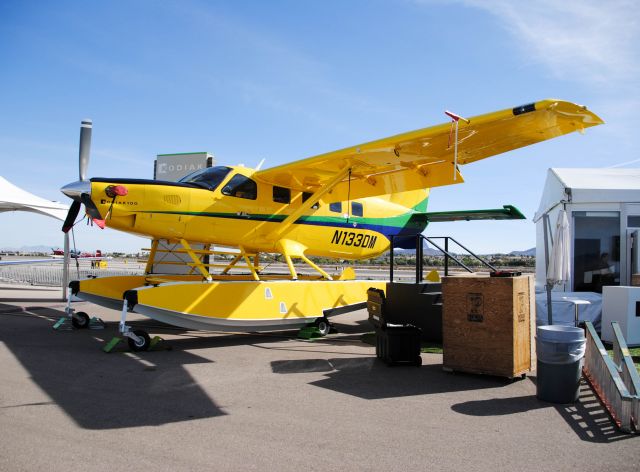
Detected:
left=89, top=317, right=105, bottom=330
left=149, top=336, right=164, bottom=350
left=104, top=335, right=164, bottom=353
left=53, top=317, right=73, bottom=331
left=103, top=337, right=123, bottom=353
left=297, top=326, right=322, bottom=340
left=53, top=317, right=66, bottom=330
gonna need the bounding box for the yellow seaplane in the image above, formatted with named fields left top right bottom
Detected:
left=60, top=99, right=602, bottom=350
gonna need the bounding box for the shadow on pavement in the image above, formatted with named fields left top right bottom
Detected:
left=552, top=380, right=634, bottom=443
left=94, top=317, right=309, bottom=352
left=451, top=377, right=634, bottom=443
left=451, top=393, right=547, bottom=416
left=0, top=304, right=226, bottom=430
left=329, top=317, right=372, bottom=335
left=271, top=357, right=500, bottom=399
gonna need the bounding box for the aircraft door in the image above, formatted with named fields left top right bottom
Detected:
left=626, top=229, right=640, bottom=285
left=623, top=203, right=640, bottom=286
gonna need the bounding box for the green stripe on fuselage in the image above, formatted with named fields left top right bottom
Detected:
left=139, top=196, right=429, bottom=232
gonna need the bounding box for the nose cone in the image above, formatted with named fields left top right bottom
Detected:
left=61, top=180, right=91, bottom=200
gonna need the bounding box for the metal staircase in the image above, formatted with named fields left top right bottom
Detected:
left=389, top=234, right=497, bottom=282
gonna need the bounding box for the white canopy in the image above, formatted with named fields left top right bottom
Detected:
left=0, top=175, right=68, bottom=221
left=535, top=168, right=640, bottom=221
left=534, top=167, right=640, bottom=291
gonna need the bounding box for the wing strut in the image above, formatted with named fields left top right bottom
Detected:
left=268, top=165, right=352, bottom=239
left=445, top=110, right=470, bottom=181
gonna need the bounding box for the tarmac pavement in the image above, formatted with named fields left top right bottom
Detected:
left=0, top=283, right=638, bottom=471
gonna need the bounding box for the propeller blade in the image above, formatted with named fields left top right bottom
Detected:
left=62, top=201, right=81, bottom=233
left=79, top=119, right=92, bottom=181
left=81, top=193, right=102, bottom=220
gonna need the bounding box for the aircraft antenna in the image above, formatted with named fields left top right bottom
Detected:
left=256, top=158, right=266, bottom=170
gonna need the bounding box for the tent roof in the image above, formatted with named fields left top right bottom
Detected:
left=0, top=176, right=68, bottom=221
left=552, top=167, right=640, bottom=191
left=535, top=168, right=640, bottom=221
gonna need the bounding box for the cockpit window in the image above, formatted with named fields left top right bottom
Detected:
left=179, top=166, right=231, bottom=191
left=221, top=174, right=258, bottom=200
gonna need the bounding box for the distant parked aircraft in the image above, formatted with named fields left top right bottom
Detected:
left=51, top=248, right=104, bottom=259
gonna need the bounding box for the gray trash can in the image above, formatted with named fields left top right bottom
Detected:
left=536, top=325, right=586, bottom=403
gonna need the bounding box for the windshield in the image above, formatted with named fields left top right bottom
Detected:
left=179, top=166, right=231, bottom=191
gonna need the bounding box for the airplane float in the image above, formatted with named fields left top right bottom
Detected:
left=60, top=99, right=603, bottom=350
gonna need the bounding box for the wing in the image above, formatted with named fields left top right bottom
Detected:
left=254, top=99, right=603, bottom=202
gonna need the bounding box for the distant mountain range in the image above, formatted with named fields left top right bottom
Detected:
left=395, top=244, right=536, bottom=257
left=508, top=248, right=536, bottom=257
left=0, top=245, right=55, bottom=253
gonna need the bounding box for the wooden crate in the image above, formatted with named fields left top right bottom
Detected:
left=442, top=274, right=535, bottom=378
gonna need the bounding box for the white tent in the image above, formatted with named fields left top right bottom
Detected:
left=533, top=168, right=640, bottom=328
left=0, top=175, right=68, bottom=221
left=534, top=168, right=640, bottom=291
left=0, top=175, right=71, bottom=300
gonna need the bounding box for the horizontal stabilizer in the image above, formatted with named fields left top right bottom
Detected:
left=417, top=205, right=525, bottom=223
left=392, top=205, right=526, bottom=249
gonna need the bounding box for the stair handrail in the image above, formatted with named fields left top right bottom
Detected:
left=420, top=236, right=471, bottom=276
left=583, top=321, right=637, bottom=433
left=389, top=234, right=499, bottom=282
left=422, top=235, right=497, bottom=279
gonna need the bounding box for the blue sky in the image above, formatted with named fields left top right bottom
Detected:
left=1, top=0, right=638, bottom=253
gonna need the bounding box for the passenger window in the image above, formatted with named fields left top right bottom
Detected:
left=302, top=192, right=319, bottom=209
left=329, top=202, right=342, bottom=213
left=221, top=174, right=257, bottom=200
left=273, top=186, right=290, bottom=204
left=352, top=202, right=363, bottom=217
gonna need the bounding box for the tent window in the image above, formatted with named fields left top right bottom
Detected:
left=628, top=216, right=640, bottom=227
left=573, top=212, right=620, bottom=293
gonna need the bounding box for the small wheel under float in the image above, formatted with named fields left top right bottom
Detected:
left=71, top=311, right=90, bottom=329
left=314, top=317, right=331, bottom=336
left=127, top=329, right=151, bottom=352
